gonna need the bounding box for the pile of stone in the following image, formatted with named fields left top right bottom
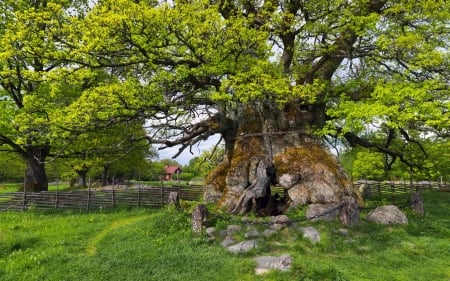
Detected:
left=190, top=202, right=410, bottom=275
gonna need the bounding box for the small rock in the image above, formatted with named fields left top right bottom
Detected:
left=269, top=215, right=290, bottom=230
left=306, top=203, right=341, bottom=221
left=298, top=226, right=320, bottom=244
left=205, top=227, right=216, bottom=237
left=221, top=237, right=236, bottom=247
left=227, top=225, right=242, bottom=236
left=226, top=240, right=258, bottom=254
left=244, top=229, right=260, bottom=238
left=336, top=228, right=349, bottom=236
left=262, top=229, right=277, bottom=237
left=254, top=254, right=292, bottom=275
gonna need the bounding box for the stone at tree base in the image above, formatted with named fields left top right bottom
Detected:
left=244, top=229, right=261, bottom=238
left=262, top=229, right=277, bottom=237
left=306, top=203, right=341, bottom=221
left=410, top=192, right=424, bottom=215
left=339, top=196, right=360, bottom=226
left=221, top=237, right=236, bottom=247
left=366, top=205, right=408, bottom=224
left=269, top=215, right=290, bottom=230
left=226, top=224, right=242, bottom=236
left=226, top=240, right=258, bottom=254
left=205, top=227, right=216, bottom=238
left=298, top=226, right=321, bottom=244
left=254, top=254, right=292, bottom=275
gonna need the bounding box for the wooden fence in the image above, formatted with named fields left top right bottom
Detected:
left=0, top=185, right=203, bottom=212
left=1, top=181, right=447, bottom=212
left=353, top=181, right=449, bottom=196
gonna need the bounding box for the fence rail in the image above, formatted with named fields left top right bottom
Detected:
left=1, top=181, right=447, bottom=212
left=0, top=185, right=203, bottom=212
left=353, top=181, right=449, bottom=196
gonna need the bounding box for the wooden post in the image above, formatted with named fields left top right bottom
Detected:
left=55, top=190, right=59, bottom=209
left=191, top=204, right=209, bottom=233
left=111, top=174, right=116, bottom=208
left=22, top=183, right=27, bottom=211
left=137, top=173, right=141, bottom=208
left=411, top=192, right=424, bottom=215
left=168, top=191, right=180, bottom=210
left=112, top=185, right=115, bottom=208
left=339, top=196, right=360, bottom=226
left=160, top=185, right=164, bottom=207
left=87, top=184, right=91, bottom=211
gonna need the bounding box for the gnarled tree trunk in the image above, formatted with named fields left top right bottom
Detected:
left=23, top=146, right=50, bottom=192
left=204, top=102, right=357, bottom=215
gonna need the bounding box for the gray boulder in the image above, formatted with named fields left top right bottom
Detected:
left=221, top=237, right=236, bottom=248
left=306, top=203, right=341, bottom=221
left=366, top=205, right=408, bottom=224
left=226, top=240, right=258, bottom=254
left=269, top=215, right=290, bottom=230
left=254, top=254, right=292, bottom=275
left=298, top=226, right=320, bottom=244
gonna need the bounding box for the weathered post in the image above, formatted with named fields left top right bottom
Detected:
left=168, top=191, right=181, bottom=210
left=410, top=192, right=424, bottom=215
left=339, top=196, right=360, bottom=226
left=191, top=204, right=209, bottom=233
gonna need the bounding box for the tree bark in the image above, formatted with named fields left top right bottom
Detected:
left=204, top=102, right=356, bottom=215
left=23, top=146, right=50, bottom=192
left=76, top=168, right=88, bottom=188
left=102, top=165, right=110, bottom=186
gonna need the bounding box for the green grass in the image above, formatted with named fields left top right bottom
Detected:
left=0, top=192, right=449, bottom=281
left=0, top=182, right=71, bottom=194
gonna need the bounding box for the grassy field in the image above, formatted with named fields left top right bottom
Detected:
left=0, top=180, right=201, bottom=194
left=0, top=191, right=449, bottom=281
left=0, top=182, right=71, bottom=193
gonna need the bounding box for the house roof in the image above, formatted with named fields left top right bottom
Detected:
left=165, top=165, right=182, bottom=174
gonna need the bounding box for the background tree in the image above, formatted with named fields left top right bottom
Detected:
left=64, top=0, right=449, bottom=214
left=0, top=150, right=25, bottom=182
left=0, top=0, right=92, bottom=191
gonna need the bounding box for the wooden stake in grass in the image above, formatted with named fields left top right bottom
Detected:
left=192, top=204, right=209, bottom=234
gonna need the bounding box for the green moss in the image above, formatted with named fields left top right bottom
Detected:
left=274, top=144, right=350, bottom=186
left=205, top=161, right=229, bottom=193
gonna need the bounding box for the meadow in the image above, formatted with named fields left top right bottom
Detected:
left=0, top=191, right=449, bottom=281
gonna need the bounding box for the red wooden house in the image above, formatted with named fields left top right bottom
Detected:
left=164, top=165, right=182, bottom=180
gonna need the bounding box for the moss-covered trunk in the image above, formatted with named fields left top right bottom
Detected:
left=204, top=101, right=356, bottom=215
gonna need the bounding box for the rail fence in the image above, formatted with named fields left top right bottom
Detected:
left=0, top=185, right=203, bottom=212
left=353, top=181, right=449, bottom=196
left=0, top=181, right=447, bottom=212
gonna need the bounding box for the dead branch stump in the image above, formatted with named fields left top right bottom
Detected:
left=168, top=191, right=180, bottom=210
left=410, top=192, right=424, bottom=215
left=192, top=204, right=209, bottom=233
left=339, top=196, right=360, bottom=226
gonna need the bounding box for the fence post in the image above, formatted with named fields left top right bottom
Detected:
left=22, top=184, right=27, bottom=211
left=112, top=185, right=115, bottom=208
left=160, top=185, right=164, bottom=207
left=87, top=184, right=91, bottom=211
left=55, top=190, right=59, bottom=209
left=111, top=174, right=116, bottom=208
left=137, top=173, right=141, bottom=207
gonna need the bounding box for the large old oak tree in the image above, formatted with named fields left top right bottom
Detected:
left=1, top=0, right=448, bottom=215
